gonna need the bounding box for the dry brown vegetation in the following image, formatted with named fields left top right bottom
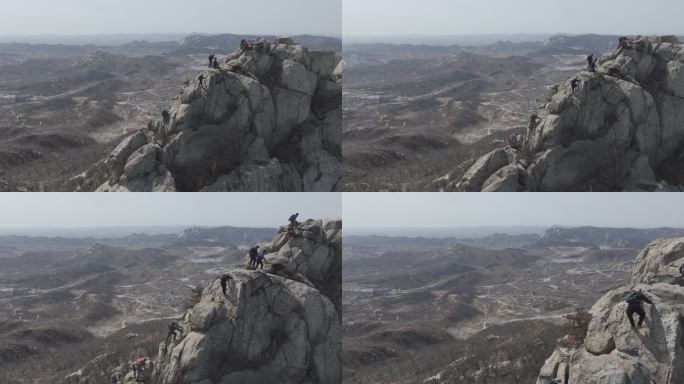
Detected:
left=558, top=308, right=592, bottom=349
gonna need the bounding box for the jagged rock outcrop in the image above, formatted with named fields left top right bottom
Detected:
left=69, top=39, right=341, bottom=192
left=536, top=236, right=684, bottom=384
left=450, top=36, right=684, bottom=192
left=151, top=219, right=341, bottom=384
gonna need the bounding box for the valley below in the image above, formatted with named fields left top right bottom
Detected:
left=0, top=225, right=276, bottom=383
left=342, top=226, right=684, bottom=384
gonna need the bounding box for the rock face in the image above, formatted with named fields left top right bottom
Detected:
left=70, top=39, right=341, bottom=192
left=452, top=36, right=684, bottom=191
left=536, top=236, right=684, bottom=384
left=152, top=219, right=341, bottom=384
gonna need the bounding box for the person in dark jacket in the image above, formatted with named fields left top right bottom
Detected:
left=624, top=289, right=654, bottom=328
left=166, top=321, right=183, bottom=342
left=248, top=246, right=259, bottom=267
left=220, top=273, right=232, bottom=295
left=288, top=213, right=299, bottom=227
left=255, top=250, right=265, bottom=270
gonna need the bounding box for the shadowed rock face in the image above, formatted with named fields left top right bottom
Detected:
left=536, top=236, right=684, bottom=384
left=450, top=36, right=684, bottom=192
left=70, top=39, right=341, bottom=192
left=150, top=219, right=341, bottom=384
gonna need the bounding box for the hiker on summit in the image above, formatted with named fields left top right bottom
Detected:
left=220, top=273, right=232, bottom=295
left=212, top=57, right=220, bottom=70
left=198, top=73, right=205, bottom=88
left=208, top=54, right=215, bottom=67
left=166, top=320, right=183, bottom=342
left=289, top=213, right=299, bottom=227
left=255, top=249, right=265, bottom=270
left=587, top=54, right=597, bottom=72
left=248, top=245, right=259, bottom=267
left=624, top=289, right=654, bottom=328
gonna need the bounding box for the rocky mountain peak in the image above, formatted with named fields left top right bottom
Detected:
left=536, top=236, right=684, bottom=384
left=450, top=35, right=684, bottom=192
left=69, top=38, right=341, bottom=192
left=142, top=219, right=341, bottom=384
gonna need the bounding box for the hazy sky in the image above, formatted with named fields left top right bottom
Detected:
left=344, top=0, right=684, bottom=37
left=0, top=193, right=340, bottom=228
left=0, top=0, right=341, bottom=36
left=344, top=193, right=684, bottom=230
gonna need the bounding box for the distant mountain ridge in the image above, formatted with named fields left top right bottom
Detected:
left=345, top=227, right=684, bottom=253
left=0, top=33, right=341, bottom=62
left=344, top=34, right=684, bottom=59
left=0, top=225, right=278, bottom=251
left=536, top=227, right=684, bottom=248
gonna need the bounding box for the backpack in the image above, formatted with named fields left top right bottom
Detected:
left=624, top=291, right=640, bottom=305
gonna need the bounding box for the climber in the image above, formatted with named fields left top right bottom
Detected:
left=166, top=320, right=183, bottom=342
left=248, top=245, right=259, bottom=267
left=132, top=357, right=147, bottom=381
left=198, top=73, right=205, bottom=88
left=587, top=54, right=596, bottom=72
left=220, top=273, right=232, bottom=295
left=624, top=289, right=654, bottom=328
left=208, top=54, right=215, bottom=67
left=212, top=57, right=220, bottom=70
left=288, top=213, right=300, bottom=227
left=506, top=133, right=524, bottom=150
left=162, top=110, right=170, bottom=124
left=527, top=113, right=542, bottom=138
left=255, top=249, right=265, bottom=270
left=571, top=78, right=580, bottom=93
left=240, top=39, right=248, bottom=50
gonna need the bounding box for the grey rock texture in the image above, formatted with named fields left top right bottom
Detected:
left=70, top=39, right=341, bottom=192
left=449, top=36, right=684, bottom=192
left=536, top=236, right=684, bottom=384
left=151, top=219, right=341, bottom=384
